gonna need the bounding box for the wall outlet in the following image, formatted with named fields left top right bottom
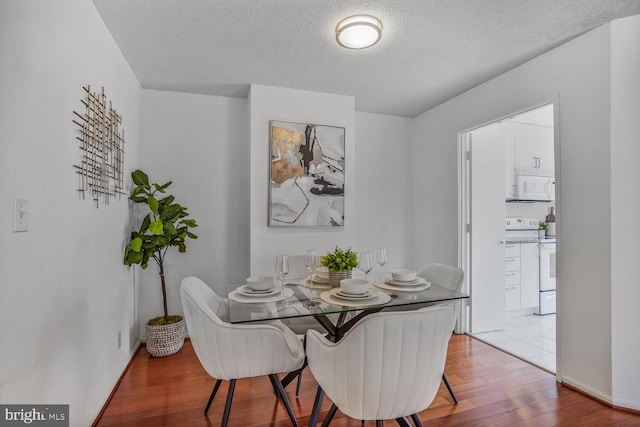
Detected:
left=12, top=197, right=28, bottom=232
left=117, top=331, right=122, bottom=349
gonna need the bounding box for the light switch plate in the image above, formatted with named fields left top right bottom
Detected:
left=13, top=197, right=28, bottom=232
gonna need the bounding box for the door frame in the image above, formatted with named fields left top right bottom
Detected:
left=457, top=100, right=560, bottom=335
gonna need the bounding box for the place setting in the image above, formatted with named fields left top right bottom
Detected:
left=229, top=276, right=294, bottom=303
left=294, top=250, right=330, bottom=289
left=321, top=278, right=391, bottom=307
left=299, top=266, right=332, bottom=289
left=374, top=269, right=431, bottom=293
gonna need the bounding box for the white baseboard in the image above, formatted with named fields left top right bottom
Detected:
left=561, top=375, right=612, bottom=404
left=611, top=397, right=640, bottom=411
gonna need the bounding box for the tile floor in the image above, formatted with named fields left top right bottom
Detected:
left=472, top=313, right=556, bottom=373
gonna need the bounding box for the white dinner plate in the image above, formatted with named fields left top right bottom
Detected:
left=385, top=277, right=428, bottom=286
left=299, top=278, right=331, bottom=289
left=229, top=287, right=294, bottom=304
left=311, top=274, right=330, bottom=284
left=237, top=285, right=280, bottom=297
left=334, top=289, right=375, bottom=300
left=320, top=289, right=391, bottom=307
left=374, top=281, right=431, bottom=293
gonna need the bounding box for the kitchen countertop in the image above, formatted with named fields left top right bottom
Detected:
left=506, top=238, right=556, bottom=244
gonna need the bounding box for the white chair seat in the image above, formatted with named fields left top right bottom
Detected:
left=180, top=276, right=304, bottom=426
left=306, top=306, right=453, bottom=424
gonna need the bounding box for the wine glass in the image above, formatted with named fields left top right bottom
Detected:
left=274, top=255, right=289, bottom=289
left=375, top=247, right=387, bottom=283
left=358, top=251, right=372, bottom=280
left=305, top=249, right=318, bottom=284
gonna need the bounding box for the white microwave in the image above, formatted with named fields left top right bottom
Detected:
left=515, top=174, right=554, bottom=201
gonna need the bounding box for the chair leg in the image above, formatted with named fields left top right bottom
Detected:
left=221, top=379, right=236, bottom=427
left=395, top=417, right=411, bottom=427
left=204, top=379, right=223, bottom=414
left=376, top=421, right=384, bottom=427
left=295, top=370, right=303, bottom=396
left=442, top=372, right=458, bottom=404
left=410, top=414, right=423, bottom=427
left=269, top=374, right=300, bottom=427
left=320, top=403, right=338, bottom=427
left=295, top=333, right=307, bottom=397
left=308, top=386, right=324, bottom=427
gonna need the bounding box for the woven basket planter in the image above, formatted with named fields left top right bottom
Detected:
left=145, top=318, right=185, bottom=357
left=329, top=270, right=352, bottom=288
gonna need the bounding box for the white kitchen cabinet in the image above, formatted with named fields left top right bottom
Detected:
left=513, top=123, right=554, bottom=171
left=504, top=242, right=539, bottom=311
left=505, top=285, right=521, bottom=311
left=520, top=243, right=540, bottom=309
left=504, top=243, right=519, bottom=258
left=504, top=243, right=521, bottom=311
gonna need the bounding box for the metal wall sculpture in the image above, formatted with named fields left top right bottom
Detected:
left=72, top=86, right=125, bottom=207
left=269, top=120, right=345, bottom=227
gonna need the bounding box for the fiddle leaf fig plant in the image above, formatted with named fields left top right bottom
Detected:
left=124, top=170, right=197, bottom=324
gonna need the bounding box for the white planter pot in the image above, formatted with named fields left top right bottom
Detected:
left=145, top=318, right=185, bottom=357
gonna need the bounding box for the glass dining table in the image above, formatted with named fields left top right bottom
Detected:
left=225, top=272, right=469, bottom=427
left=226, top=272, right=468, bottom=339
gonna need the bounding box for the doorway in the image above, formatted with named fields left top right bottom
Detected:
left=460, top=103, right=557, bottom=373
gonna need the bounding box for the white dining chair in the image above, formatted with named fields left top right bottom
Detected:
left=306, top=306, right=454, bottom=426
left=180, top=276, right=305, bottom=427
left=417, top=263, right=464, bottom=404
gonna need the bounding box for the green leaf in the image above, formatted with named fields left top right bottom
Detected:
left=129, top=195, right=147, bottom=203
left=150, top=235, right=168, bottom=246
left=130, top=187, right=146, bottom=198
left=148, top=196, right=159, bottom=215
left=181, top=219, right=197, bottom=228
left=130, top=237, right=143, bottom=252
left=158, top=181, right=172, bottom=190
left=154, top=181, right=172, bottom=193
left=163, top=222, right=177, bottom=237
left=125, top=250, right=143, bottom=265
left=160, top=204, right=183, bottom=222
left=158, top=195, right=174, bottom=206
left=149, top=219, right=163, bottom=235
left=186, top=231, right=198, bottom=239
left=132, top=170, right=149, bottom=186
left=139, top=214, right=151, bottom=233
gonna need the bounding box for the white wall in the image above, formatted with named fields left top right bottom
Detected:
left=0, top=1, right=141, bottom=425
left=354, top=112, right=414, bottom=270
left=248, top=86, right=415, bottom=277
left=249, top=85, right=357, bottom=275
left=610, top=14, right=640, bottom=410
left=138, top=90, right=249, bottom=331
left=411, top=21, right=627, bottom=404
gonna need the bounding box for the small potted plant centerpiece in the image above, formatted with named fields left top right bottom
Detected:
left=320, top=246, right=358, bottom=287
left=538, top=222, right=549, bottom=239
left=124, top=170, right=198, bottom=357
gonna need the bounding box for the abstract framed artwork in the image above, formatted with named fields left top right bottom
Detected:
left=269, top=120, right=345, bottom=227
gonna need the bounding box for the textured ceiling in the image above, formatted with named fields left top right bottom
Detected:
left=93, top=0, right=640, bottom=118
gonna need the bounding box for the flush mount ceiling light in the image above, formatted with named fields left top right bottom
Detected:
left=336, top=14, right=382, bottom=49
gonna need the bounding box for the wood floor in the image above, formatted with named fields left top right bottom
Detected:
left=95, top=335, right=640, bottom=426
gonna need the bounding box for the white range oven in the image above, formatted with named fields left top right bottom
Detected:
left=537, top=239, right=556, bottom=315
left=505, top=218, right=556, bottom=315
